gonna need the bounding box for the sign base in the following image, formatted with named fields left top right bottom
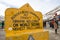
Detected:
left=6, top=29, right=49, bottom=40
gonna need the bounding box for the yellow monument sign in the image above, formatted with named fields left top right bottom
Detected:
left=5, top=3, right=49, bottom=40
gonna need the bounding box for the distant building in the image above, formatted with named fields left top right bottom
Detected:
left=44, top=6, right=60, bottom=21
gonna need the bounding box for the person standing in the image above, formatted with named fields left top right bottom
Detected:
left=58, top=14, right=60, bottom=25
left=52, top=19, right=58, bottom=34
left=2, top=21, right=4, bottom=29
left=54, top=21, right=58, bottom=34
left=54, top=13, right=59, bottom=28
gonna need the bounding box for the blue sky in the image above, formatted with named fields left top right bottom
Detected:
left=0, top=0, right=60, bottom=16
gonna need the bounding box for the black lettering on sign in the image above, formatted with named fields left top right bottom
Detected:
left=12, top=20, right=40, bottom=30
left=11, top=11, right=40, bottom=31
left=11, top=11, right=40, bottom=20
left=13, top=23, right=18, bottom=27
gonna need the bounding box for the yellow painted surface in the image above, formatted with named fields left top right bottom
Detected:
left=6, top=30, right=49, bottom=40
left=5, top=3, right=43, bottom=32
left=5, top=3, right=49, bottom=40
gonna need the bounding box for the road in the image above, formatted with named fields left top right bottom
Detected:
left=0, top=27, right=60, bottom=40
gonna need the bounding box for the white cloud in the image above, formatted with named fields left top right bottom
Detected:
left=0, top=0, right=60, bottom=16
left=0, top=4, right=9, bottom=16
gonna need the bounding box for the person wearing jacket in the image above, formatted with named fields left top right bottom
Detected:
left=52, top=19, right=58, bottom=34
